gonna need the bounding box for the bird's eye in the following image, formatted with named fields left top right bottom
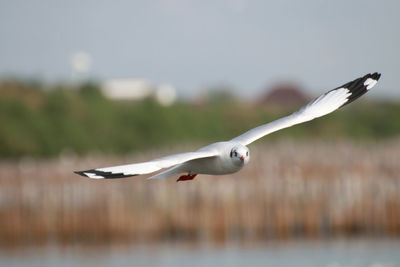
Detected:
left=246, top=152, right=249, bottom=156
left=234, top=152, right=237, bottom=157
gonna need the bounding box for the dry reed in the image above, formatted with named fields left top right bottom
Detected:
left=0, top=139, right=399, bottom=246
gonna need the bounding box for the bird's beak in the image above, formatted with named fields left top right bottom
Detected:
left=240, top=155, right=245, bottom=161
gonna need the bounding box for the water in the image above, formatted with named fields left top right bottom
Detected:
left=1, top=239, right=399, bottom=267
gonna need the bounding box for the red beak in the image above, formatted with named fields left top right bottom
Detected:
left=240, top=155, right=245, bottom=161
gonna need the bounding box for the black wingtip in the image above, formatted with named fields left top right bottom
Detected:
left=371, top=72, right=381, bottom=81
left=74, top=171, right=89, bottom=177
left=74, top=169, right=138, bottom=179
left=339, top=72, right=381, bottom=107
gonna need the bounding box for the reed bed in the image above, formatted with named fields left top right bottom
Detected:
left=0, top=140, right=399, bottom=246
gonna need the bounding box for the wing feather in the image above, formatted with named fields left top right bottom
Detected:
left=75, top=150, right=218, bottom=179
left=231, top=72, right=381, bottom=146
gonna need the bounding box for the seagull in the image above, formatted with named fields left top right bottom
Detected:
left=75, top=73, right=381, bottom=181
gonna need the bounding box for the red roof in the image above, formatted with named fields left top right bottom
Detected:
left=258, top=82, right=310, bottom=107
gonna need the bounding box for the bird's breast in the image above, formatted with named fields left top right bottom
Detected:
left=184, top=156, right=243, bottom=175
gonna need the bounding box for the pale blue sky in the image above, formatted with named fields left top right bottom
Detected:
left=0, top=0, right=399, bottom=98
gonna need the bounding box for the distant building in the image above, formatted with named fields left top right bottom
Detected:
left=101, top=78, right=177, bottom=106
left=258, top=82, right=310, bottom=108
left=101, top=78, right=153, bottom=100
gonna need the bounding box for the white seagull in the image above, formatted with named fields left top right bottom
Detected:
left=75, top=73, right=381, bottom=181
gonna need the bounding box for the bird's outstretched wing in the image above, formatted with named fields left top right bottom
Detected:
left=231, top=72, right=381, bottom=146
left=75, top=150, right=218, bottom=179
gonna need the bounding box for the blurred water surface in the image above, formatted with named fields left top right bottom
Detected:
left=1, top=239, right=399, bottom=267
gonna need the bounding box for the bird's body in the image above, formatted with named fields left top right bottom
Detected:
left=75, top=73, right=381, bottom=181
left=151, top=142, right=248, bottom=179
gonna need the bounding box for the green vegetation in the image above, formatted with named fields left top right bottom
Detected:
left=0, top=79, right=399, bottom=158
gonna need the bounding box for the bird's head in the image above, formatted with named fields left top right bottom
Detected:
left=230, top=145, right=250, bottom=166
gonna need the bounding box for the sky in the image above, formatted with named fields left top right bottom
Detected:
left=0, top=0, right=399, bottom=99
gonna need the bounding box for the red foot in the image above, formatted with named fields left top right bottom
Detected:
left=177, top=173, right=197, bottom=182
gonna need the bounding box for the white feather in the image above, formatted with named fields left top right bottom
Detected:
left=231, top=74, right=377, bottom=146
left=364, top=78, right=377, bottom=90
left=85, top=150, right=218, bottom=178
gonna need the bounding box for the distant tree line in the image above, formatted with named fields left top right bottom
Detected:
left=0, top=79, right=399, bottom=158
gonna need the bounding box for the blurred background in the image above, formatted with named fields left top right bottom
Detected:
left=1, top=0, right=400, bottom=266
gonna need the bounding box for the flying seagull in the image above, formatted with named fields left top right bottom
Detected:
left=75, top=73, right=381, bottom=181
